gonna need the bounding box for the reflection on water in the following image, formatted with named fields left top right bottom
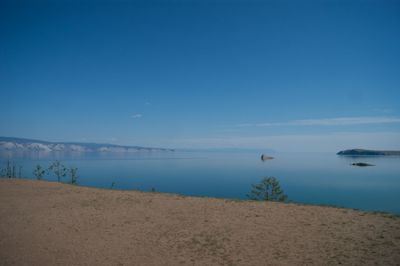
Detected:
left=1, top=151, right=400, bottom=214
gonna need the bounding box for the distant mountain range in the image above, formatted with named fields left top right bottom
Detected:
left=337, top=149, right=400, bottom=156
left=0, top=137, right=174, bottom=153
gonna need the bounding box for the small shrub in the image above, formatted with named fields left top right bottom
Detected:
left=247, top=176, right=288, bottom=202
left=12, top=163, right=16, bottom=178
left=18, top=166, right=22, bottom=178
left=33, top=165, right=46, bottom=180
left=69, top=167, right=78, bottom=185
left=48, top=160, right=67, bottom=182
left=6, top=160, right=12, bottom=178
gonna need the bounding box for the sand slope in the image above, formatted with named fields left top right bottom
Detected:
left=0, top=179, right=399, bottom=266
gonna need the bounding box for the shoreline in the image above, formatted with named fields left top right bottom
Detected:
left=1, top=179, right=400, bottom=265
left=3, top=177, right=399, bottom=216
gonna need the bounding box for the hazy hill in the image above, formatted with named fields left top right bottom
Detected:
left=0, top=137, right=174, bottom=153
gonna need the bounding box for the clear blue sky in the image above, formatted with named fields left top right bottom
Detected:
left=1, top=0, right=400, bottom=151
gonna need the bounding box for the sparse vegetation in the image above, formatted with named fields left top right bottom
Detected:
left=247, top=176, right=288, bottom=202
left=1, top=160, right=22, bottom=178
left=2, top=160, right=80, bottom=185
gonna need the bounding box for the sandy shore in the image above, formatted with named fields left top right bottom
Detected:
left=1, top=179, right=399, bottom=266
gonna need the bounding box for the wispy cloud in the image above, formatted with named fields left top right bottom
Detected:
left=169, top=132, right=400, bottom=152
left=131, top=114, right=143, bottom=119
left=237, top=116, right=400, bottom=127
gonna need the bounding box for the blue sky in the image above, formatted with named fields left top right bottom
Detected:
left=1, top=0, right=400, bottom=151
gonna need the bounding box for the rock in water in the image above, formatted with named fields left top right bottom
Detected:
left=352, top=162, right=374, bottom=167
left=261, top=154, right=274, bottom=161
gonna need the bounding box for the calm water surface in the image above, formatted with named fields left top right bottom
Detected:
left=2, top=151, right=400, bottom=214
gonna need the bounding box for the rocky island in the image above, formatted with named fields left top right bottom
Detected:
left=337, top=149, right=400, bottom=156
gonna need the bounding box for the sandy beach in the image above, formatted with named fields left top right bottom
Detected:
left=0, top=179, right=399, bottom=266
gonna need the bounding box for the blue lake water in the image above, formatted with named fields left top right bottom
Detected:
left=1, top=151, right=400, bottom=214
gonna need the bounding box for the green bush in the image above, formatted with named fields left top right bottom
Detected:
left=69, top=167, right=78, bottom=185
left=33, top=165, right=46, bottom=180
left=48, top=160, right=67, bottom=182
left=247, top=176, right=288, bottom=202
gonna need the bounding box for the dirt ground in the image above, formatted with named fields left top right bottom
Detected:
left=0, top=179, right=399, bottom=266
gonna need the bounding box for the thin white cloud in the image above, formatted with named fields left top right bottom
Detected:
left=131, top=114, right=143, bottom=119
left=169, top=132, right=400, bottom=152
left=373, top=108, right=392, bottom=114
left=237, top=116, right=400, bottom=127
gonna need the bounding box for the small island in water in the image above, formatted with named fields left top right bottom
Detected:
left=351, top=162, right=375, bottom=167
left=337, top=149, right=400, bottom=156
